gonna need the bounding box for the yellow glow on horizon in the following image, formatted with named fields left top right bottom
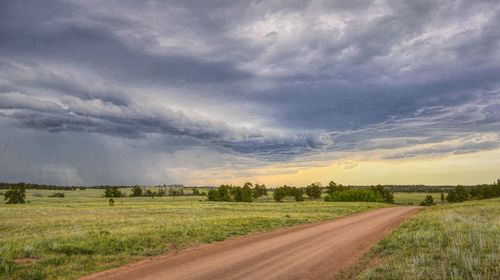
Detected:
left=189, top=149, right=500, bottom=186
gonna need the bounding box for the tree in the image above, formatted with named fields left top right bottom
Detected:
left=207, top=189, right=221, bottom=201
left=293, top=187, right=304, bottom=202
left=371, top=185, right=394, bottom=203
left=420, top=195, right=435, bottom=206
left=108, top=198, right=115, bottom=206
left=253, top=184, right=267, bottom=198
left=273, top=187, right=286, bottom=202
left=241, top=185, right=253, bottom=202
left=446, top=185, right=468, bottom=203
left=440, top=191, right=445, bottom=203
left=4, top=184, right=26, bottom=204
left=104, top=187, right=122, bottom=198
left=325, top=181, right=349, bottom=195
left=130, top=186, right=143, bottom=197
left=305, top=182, right=322, bottom=199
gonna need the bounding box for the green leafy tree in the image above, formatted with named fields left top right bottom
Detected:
left=371, top=185, right=394, bottom=203
left=305, top=182, right=322, bottom=199
left=207, top=189, right=221, bottom=201
left=130, top=186, right=143, bottom=197
left=293, top=187, right=304, bottom=202
left=104, top=187, right=123, bottom=198
left=241, top=185, right=254, bottom=202
left=253, top=184, right=268, bottom=198
left=273, top=187, right=286, bottom=202
left=446, top=185, right=468, bottom=203
left=325, top=181, right=350, bottom=195
left=4, top=184, right=26, bottom=204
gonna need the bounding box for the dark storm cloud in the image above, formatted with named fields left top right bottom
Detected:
left=1, top=0, right=500, bottom=184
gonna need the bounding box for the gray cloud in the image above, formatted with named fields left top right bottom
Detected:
left=1, top=0, right=499, bottom=184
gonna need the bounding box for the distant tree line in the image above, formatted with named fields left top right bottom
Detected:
left=446, top=180, right=500, bottom=203
left=324, top=182, right=394, bottom=203
left=104, top=186, right=207, bottom=198
left=207, top=183, right=267, bottom=202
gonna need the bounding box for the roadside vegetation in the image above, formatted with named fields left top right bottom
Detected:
left=355, top=198, right=500, bottom=280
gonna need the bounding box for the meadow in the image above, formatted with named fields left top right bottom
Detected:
left=0, top=188, right=388, bottom=279
left=351, top=198, right=500, bottom=280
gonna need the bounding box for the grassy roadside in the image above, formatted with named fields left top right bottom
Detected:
left=344, top=198, right=500, bottom=280
left=0, top=191, right=387, bottom=279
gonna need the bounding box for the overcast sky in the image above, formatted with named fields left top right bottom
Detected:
left=1, top=0, right=499, bottom=186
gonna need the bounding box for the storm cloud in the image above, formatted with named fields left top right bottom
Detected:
left=1, top=0, right=499, bottom=185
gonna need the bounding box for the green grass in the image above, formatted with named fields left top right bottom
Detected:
left=357, top=198, right=500, bottom=280
left=393, top=192, right=445, bottom=205
left=0, top=189, right=387, bottom=279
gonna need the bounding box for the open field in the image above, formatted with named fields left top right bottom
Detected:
left=350, top=198, right=500, bottom=280
left=0, top=189, right=387, bottom=279
left=82, top=207, right=419, bottom=280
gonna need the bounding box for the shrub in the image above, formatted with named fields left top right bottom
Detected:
left=419, top=195, right=435, bottom=206
left=305, top=182, right=322, bottom=199
left=48, top=193, right=65, bottom=198
left=4, top=184, right=26, bottom=204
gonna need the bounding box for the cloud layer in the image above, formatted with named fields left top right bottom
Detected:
left=1, top=0, right=499, bottom=185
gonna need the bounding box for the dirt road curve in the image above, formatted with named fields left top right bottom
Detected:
left=82, top=206, right=420, bottom=280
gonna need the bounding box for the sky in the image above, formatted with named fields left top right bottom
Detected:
left=1, top=0, right=499, bottom=186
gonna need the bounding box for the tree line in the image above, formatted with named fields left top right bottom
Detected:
left=446, top=180, right=500, bottom=203
left=207, top=183, right=268, bottom=202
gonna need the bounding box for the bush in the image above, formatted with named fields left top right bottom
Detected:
left=48, top=193, right=65, bottom=198
left=4, top=184, right=26, bottom=204
left=419, top=195, right=435, bottom=206
left=305, top=182, right=322, bottom=199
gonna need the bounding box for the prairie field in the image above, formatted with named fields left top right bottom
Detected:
left=0, top=189, right=386, bottom=279
left=354, top=198, right=500, bottom=280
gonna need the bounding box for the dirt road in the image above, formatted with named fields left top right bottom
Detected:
left=82, top=206, right=419, bottom=280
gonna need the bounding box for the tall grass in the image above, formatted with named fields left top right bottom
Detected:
left=359, top=198, right=500, bottom=280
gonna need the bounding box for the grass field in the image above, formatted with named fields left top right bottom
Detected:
left=352, top=198, right=500, bottom=280
left=0, top=188, right=387, bottom=279
left=392, top=192, right=445, bottom=205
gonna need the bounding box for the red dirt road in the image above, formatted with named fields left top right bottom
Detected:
left=81, top=206, right=420, bottom=280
